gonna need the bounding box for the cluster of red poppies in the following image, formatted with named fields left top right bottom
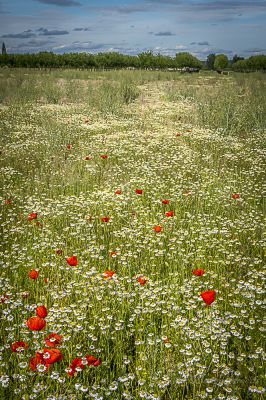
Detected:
left=11, top=331, right=63, bottom=372
left=26, top=305, right=48, bottom=332
left=14, top=301, right=101, bottom=375
left=68, top=355, right=101, bottom=376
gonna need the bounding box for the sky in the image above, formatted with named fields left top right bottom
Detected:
left=0, top=0, right=266, bottom=60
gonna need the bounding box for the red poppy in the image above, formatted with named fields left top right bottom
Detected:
left=165, top=211, right=174, bottom=217
left=201, top=290, right=216, bottom=306
left=27, top=316, right=46, bottom=331
left=40, top=348, right=63, bottom=364
left=192, top=269, right=205, bottom=276
left=153, top=225, right=162, bottom=233
left=101, top=216, right=110, bottom=223
left=67, top=256, right=78, bottom=267
left=36, top=306, right=48, bottom=319
left=11, top=341, right=29, bottom=353
left=67, top=144, right=72, bottom=150
left=138, top=276, right=148, bottom=286
left=232, top=193, right=240, bottom=200
left=28, top=213, right=37, bottom=221
left=115, top=190, right=122, bottom=195
left=68, top=355, right=101, bottom=376
left=103, top=270, right=115, bottom=279
left=135, top=189, right=143, bottom=195
left=30, top=353, right=49, bottom=372
left=67, top=357, right=85, bottom=376
left=85, top=156, right=91, bottom=160
left=45, top=333, right=63, bottom=348
left=86, top=355, right=101, bottom=367
left=109, top=251, right=117, bottom=258
left=176, top=133, right=182, bottom=137
left=162, top=199, right=169, bottom=205
left=5, top=199, right=12, bottom=205
left=29, top=270, right=39, bottom=280
left=100, top=155, right=108, bottom=159
left=56, top=249, right=63, bottom=255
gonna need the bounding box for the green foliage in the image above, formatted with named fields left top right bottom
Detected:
left=206, top=53, right=216, bottom=70
left=232, top=55, right=266, bottom=71
left=232, top=59, right=248, bottom=72
left=175, top=52, right=202, bottom=68
left=214, top=54, right=229, bottom=70
left=247, top=55, right=266, bottom=71
left=0, top=50, right=202, bottom=70
left=231, top=54, right=244, bottom=64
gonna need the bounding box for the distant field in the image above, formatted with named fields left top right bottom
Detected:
left=0, top=69, right=265, bottom=400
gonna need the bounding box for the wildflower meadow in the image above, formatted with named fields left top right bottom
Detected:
left=0, top=69, right=265, bottom=400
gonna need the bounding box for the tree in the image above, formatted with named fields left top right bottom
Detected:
left=175, top=52, right=202, bottom=68
left=232, top=54, right=244, bottom=64
left=214, top=54, right=229, bottom=70
left=2, top=42, right=7, bottom=55
left=247, top=55, right=266, bottom=71
left=231, top=59, right=248, bottom=72
left=206, top=53, right=215, bottom=70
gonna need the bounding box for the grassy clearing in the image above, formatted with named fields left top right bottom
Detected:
left=0, top=69, right=265, bottom=400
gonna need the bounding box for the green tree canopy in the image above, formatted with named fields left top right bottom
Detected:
left=175, top=52, right=202, bottom=68
left=206, top=53, right=215, bottom=70
left=214, top=54, right=229, bottom=70
left=232, top=54, right=244, bottom=64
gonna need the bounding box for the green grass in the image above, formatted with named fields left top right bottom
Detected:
left=0, top=68, right=265, bottom=400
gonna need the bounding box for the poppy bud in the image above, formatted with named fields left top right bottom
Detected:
left=29, top=270, right=39, bottom=280
left=36, top=305, right=48, bottom=318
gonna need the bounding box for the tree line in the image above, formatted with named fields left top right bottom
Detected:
left=0, top=44, right=265, bottom=71
left=206, top=53, right=266, bottom=72
left=0, top=49, right=202, bottom=70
